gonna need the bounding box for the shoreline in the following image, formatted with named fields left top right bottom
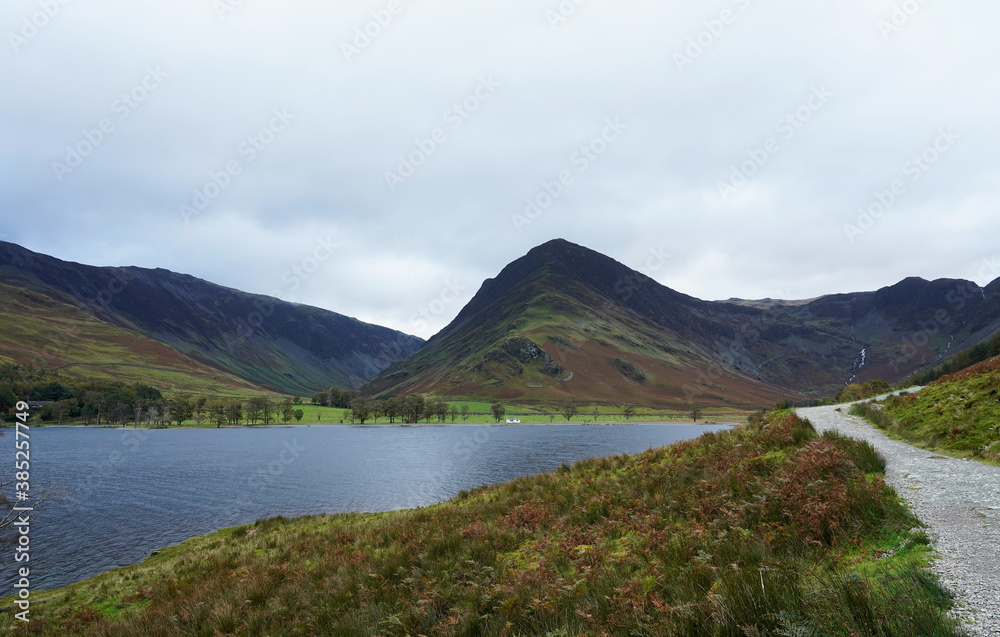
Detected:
left=11, top=420, right=740, bottom=431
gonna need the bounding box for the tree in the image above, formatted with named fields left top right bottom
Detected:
left=330, top=389, right=357, bottom=409
left=261, top=397, right=275, bottom=425
left=50, top=398, right=76, bottom=425
left=591, top=404, right=599, bottom=422
left=145, top=404, right=161, bottom=427
left=372, top=399, right=385, bottom=424
left=351, top=398, right=373, bottom=424
left=383, top=397, right=400, bottom=424
left=280, top=398, right=295, bottom=424
left=311, top=391, right=329, bottom=406
left=294, top=409, right=304, bottom=422
left=212, top=405, right=227, bottom=428
left=562, top=404, right=577, bottom=421
left=403, top=395, right=425, bottom=424
left=490, top=403, right=506, bottom=423
left=171, top=397, right=194, bottom=426
left=193, top=397, right=207, bottom=426
left=691, top=406, right=702, bottom=422
left=327, top=387, right=342, bottom=407
left=226, top=401, right=243, bottom=426
left=460, top=404, right=469, bottom=422
left=434, top=401, right=449, bottom=423
left=449, top=404, right=458, bottom=424
left=622, top=405, right=636, bottom=421
left=246, top=398, right=263, bottom=425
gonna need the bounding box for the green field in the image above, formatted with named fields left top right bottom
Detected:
left=25, top=400, right=752, bottom=428
left=285, top=402, right=750, bottom=426
left=0, top=410, right=961, bottom=635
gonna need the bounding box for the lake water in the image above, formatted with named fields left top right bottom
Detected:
left=4, top=423, right=731, bottom=591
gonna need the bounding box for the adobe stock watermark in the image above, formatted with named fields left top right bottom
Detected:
left=843, top=127, right=957, bottom=243
left=716, top=85, right=833, bottom=201
left=511, top=117, right=627, bottom=234
left=8, top=0, right=72, bottom=54
left=51, top=66, right=168, bottom=183
left=384, top=75, right=501, bottom=192
left=596, top=245, right=671, bottom=320
left=220, top=232, right=340, bottom=352
left=878, top=0, right=930, bottom=40
left=673, top=0, right=755, bottom=72
left=341, top=0, right=407, bottom=63
left=361, top=332, right=421, bottom=378
left=179, top=108, right=295, bottom=223
left=213, top=0, right=249, bottom=22
left=413, top=428, right=491, bottom=504
left=210, top=439, right=307, bottom=530
left=31, top=269, right=133, bottom=373
left=409, top=278, right=468, bottom=333
left=545, top=0, right=586, bottom=30
left=889, top=278, right=982, bottom=372
left=67, top=429, right=150, bottom=507
left=974, top=255, right=1000, bottom=287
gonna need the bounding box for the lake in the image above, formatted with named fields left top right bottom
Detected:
left=5, top=422, right=732, bottom=591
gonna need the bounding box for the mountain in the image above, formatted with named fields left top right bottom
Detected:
left=364, top=239, right=1000, bottom=407
left=0, top=242, right=423, bottom=395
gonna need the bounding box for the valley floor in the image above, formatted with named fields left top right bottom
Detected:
left=797, top=403, right=1000, bottom=636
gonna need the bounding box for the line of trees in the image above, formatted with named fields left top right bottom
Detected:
left=308, top=388, right=662, bottom=425
left=320, top=392, right=471, bottom=425
left=0, top=366, right=306, bottom=427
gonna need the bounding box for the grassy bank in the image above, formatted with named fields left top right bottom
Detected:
left=851, top=355, right=1000, bottom=464
left=2, top=412, right=962, bottom=636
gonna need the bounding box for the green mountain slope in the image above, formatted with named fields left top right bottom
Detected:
left=0, top=242, right=423, bottom=395
left=0, top=278, right=272, bottom=396
left=365, top=239, right=1000, bottom=406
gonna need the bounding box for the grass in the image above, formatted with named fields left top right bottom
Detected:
left=851, top=355, right=1000, bottom=464
left=1, top=411, right=964, bottom=636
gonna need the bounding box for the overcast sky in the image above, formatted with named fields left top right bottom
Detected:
left=2, top=0, right=999, bottom=339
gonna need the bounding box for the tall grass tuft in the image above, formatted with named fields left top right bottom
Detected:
left=822, top=429, right=888, bottom=474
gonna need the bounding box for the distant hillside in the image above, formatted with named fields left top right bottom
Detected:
left=365, top=239, right=1000, bottom=406
left=0, top=242, right=423, bottom=395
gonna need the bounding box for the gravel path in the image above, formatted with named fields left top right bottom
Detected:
left=797, top=402, right=1000, bottom=636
